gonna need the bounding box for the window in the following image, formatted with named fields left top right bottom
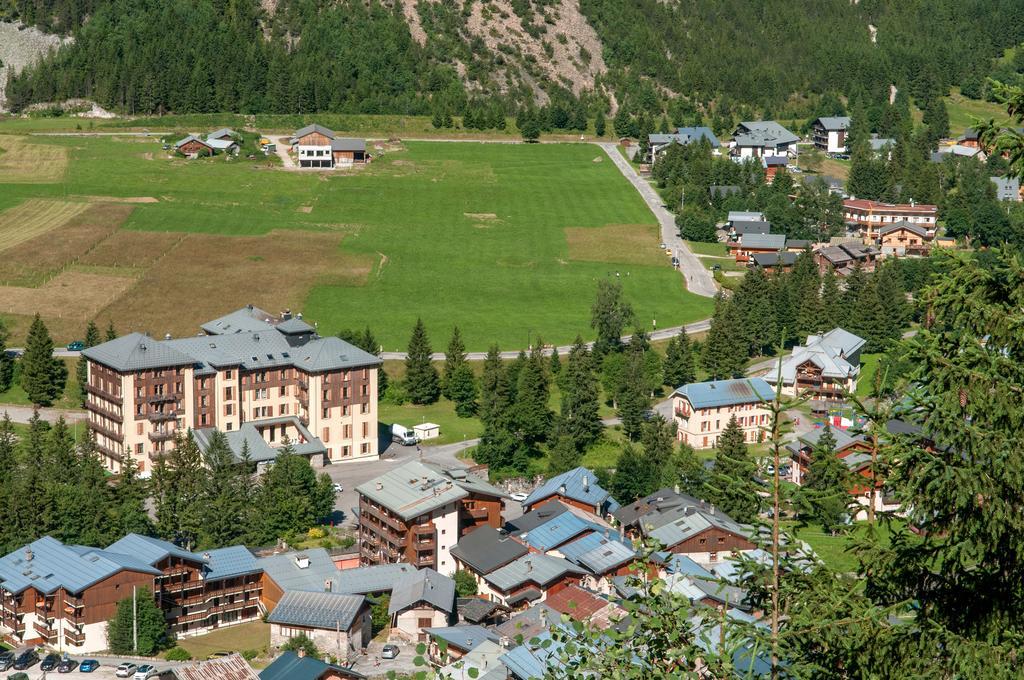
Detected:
left=225, top=370, right=233, bottom=379
left=136, top=443, right=143, bottom=454
left=323, top=390, right=330, bottom=401
left=418, top=617, right=433, bottom=628
left=343, top=425, right=352, bottom=438
left=322, top=407, right=330, bottom=419
left=360, top=403, right=369, bottom=415
left=322, top=428, right=330, bottom=442
left=137, top=423, right=143, bottom=435
left=225, top=403, right=234, bottom=416
left=342, top=405, right=350, bottom=416
left=699, top=538, right=706, bottom=545
left=360, top=384, right=369, bottom=397
left=343, top=387, right=350, bottom=399
left=718, top=537, right=726, bottom=544
left=226, top=422, right=233, bottom=431
left=361, top=442, right=370, bottom=454
left=225, top=387, right=234, bottom=400
left=279, top=404, right=289, bottom=416
left=342, top=446, right=351, bottom=457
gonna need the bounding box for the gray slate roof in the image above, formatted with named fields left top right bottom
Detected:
left=335, top=563, right=415, bottom=594
left=484, top=554, right=585, bottom=592
left=673, top=378, right=774, bottom=409
left=727, top=211, right=765, bottom=224
left=203, top=545, right=261, bottom=580
left=267, top=590, right=366, bottom=630
left=388, top=567, right=456, bottom=615
left=522, top=467, right=619, bottom=514
left=257, top=548, right=341, bottom=593
left=731, top=220, right=771, bottom=235
left=450, top=526, right=529, bottom=575
left=878, top=221, right=930, bottom=238
left=0, top=536, right=161, bottom=595
left=83, top=332, right=198, bottom=371
left=207, top=128, right=237, bottom=140
left=193, top=417, right=326, bottom=463
left=293, top=123, right=335, bottom=140
left=733, top=121, right=799, bottom=148
left=505, top=501, right=570, bottom=533
left=740, top=233, right=786, bottom=250
left=356, top=461, right=504, bottom=521
left=644, top=503, right=750, bottom=549
left=259, top=651, right=365, bottom=680
left=991, top=176, right=1021, bottom=201
left=331, top=138, right=366, bottom=152
left=813, top=117, right=851, bottom=131
left=423, top=624, right=500, bottom=652
left=174, top=134, right=210, bottom=149
left=107, top=533, right=203, bottom=566
left=201, top=306, right=278, bottom=335
left=751, top=252, right=798, bottom=268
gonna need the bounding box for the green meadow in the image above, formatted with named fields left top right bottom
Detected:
left=0, top=126, right=711, bottom=349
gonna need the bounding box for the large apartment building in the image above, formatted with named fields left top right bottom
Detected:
left=672, top=378, right=775, bottom=449
left=0, top=534, right=263, bottom=653
left=356, top=462, right=507, bottom=576
left=82, top=306, right=382, bottom=473
left=842, top=198, right=937, bottom=240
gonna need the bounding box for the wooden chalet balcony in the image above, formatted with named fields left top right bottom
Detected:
left=89, top=421, right=124, bottom=442
left=412, top=523, right=434, bottom=535
left=86, top=383, right=122, bottom=405
left=361, top=503, right=407, bottom=533
left=414, top=539, right=436, bottom=551
left=86, top=400, right=123, bottom=424
left=64, top=625, right=86, bottom=646
left=413, top=554, right=435, bottom=567
left=296, top=377, right=309, bottom=390
left=159, top=579, right=203, bottom=594
left=147, top=410, right=179, bottom=422
left=146, top=393, right=180, bottom=404
left=466, top=507, right=488, bottom=521
left=33, top=620, right=57, bottom=639
left=149, top=429, right=177, bottom=442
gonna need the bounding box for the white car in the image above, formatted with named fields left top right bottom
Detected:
left=333, top=483, right=344, bottom=493
left=115, top=663, right=137, bottom=678
left=510, top=492, right=528, bottom=503
left=134, top=664, right=158, bottom=680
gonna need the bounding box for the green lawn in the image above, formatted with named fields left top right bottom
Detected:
left=856, top=353, right=883, bottom=397
left=168, top=621, right=269, bottom=663
left=943, top=89, right=1010, bottom=135
left=379, top=399, right=483, bottom=446
left=685, top=240, right=728, bottom=257
left=0, top=357, right=82, bottom=410
left=784, top=521, right=900, bottom=574
left=2, top=134, right=712, bottom=349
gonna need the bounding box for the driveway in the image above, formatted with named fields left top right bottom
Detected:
left=597, top=142, right=718, bottom=298
left=267, top=135, right=296, bottom=169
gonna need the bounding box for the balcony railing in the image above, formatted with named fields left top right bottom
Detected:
left=33, top=620, right=56, bottom=638
left=149, top=429, right=177, bottom=442
left=147, top=410, right=178, bottom=422
left=86, top=383, right=122, bottom=405
left=146, top=393, right=179, bottom=404
left=86, top=399, right=123, bottom=424
left=89, top=421, right=124, bottom=442
left=64, top=626, right=86, bottom=645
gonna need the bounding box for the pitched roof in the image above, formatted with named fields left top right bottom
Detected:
left=276, top=317, right=316, bottom=334
left=438, top=640, right=509, bottom=680
left=613, top=488, right=713, bottom=528
left=519, top=512, right=596, bottom=552
left=644, top=503, right=749, bottom=549
left=106, top=533, right=204, bottom=566
left=648, top=127, right=720, bottom=149
left=82, top=332, right=197, bottom=371
left=450, top=526, right=529, bottom=575
left=505, top=501, right=570, bottom=534
left=175, top=653, right=260, bottom=680
left=259, top=652, right=365, bottom=680
left=0, top=536, right=161, bottom=595
left=193, top=418, right=327, bottom=464
left=493, top=602, right=559, bottom=640
left=751, top=251, right=798, bottom=268
left=673, top=378, right=774, bottom=409
left=731, top=220, right=771, bottom=235
left=739, top=233, right=786, bottom=250
left=557, top=532, right=635, bottom=574
left=732, top=121, right=799, bottom=148
left=423, top=624, right=500, bottom=652
left=522, top=467, right=618, bottom=514
left=877, top=221, right=930, bottom=238
left=813, top=116, right=851, bottom=131
left=786, top=425, right=867, bottom=457
left=544, top=585, right=611, bottom=619
left=727, top=211, right=765, bottom=223
left=388, top=567, right=455, bottom=615
left=330, top=138, right=366, bottom=152
left=203, top=545, right=260, bottom=580
left=458, top=597, right=506, bottom=623
left=293, top=123, right=335, bottom=140
left=207, top=138, right=238, bottom=150
left=207, top=128, right=237, bottom=140
left=991, top=176, right=1021, bottom=200
left=484, top=554, right=586, bottom=591
left=335, top=563, right=415, bottom=594
left=257, top=549, right=341, bottom=593
left=762, top=155, right=788, bottom=167
left=174, top=134, right=211, bottom=149
left=201, top=306, right=278, bottom=335
left=766, top=328, right=864, bottom=386
left=356, top=461, right=505, bottom=521
left=267, top=590, right=366, bottom=630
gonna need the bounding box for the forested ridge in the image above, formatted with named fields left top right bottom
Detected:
left=5, top=0, right=1024, bottom=122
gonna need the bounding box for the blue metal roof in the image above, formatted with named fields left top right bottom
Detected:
left=0, top=536, right=161, bottom=595
left=673, top=378, right=775, bottom=409
left=423, top=624, right=500, bottom=652
left=522, top=467, right=619, bottom=514
left=335, top=563, right=416, bottom=594
left=106, top=533, right=204, bottom=566
left=257, top=549, right=341, bottom=593
left=203, top=546, right=260, bottom=580
left=520, top=513, right=593, bottom=552
left=665, top=554, right=714, bottom=579
left=558, top=532, right=635, bottom=574
left=266, top=591, right=366, bottom=630
left=259, top=651, right=365, bottom=680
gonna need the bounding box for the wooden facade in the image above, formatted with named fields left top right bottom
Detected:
left=664, top=527, right=754, bottom=561
left=178, top=139, right=212, bottom=156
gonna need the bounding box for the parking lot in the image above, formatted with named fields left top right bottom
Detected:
left=0, top=654, right=180, bottom=680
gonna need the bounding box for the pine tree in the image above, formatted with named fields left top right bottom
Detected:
left=796, top=284, right=825, bottom=341
left=511, top=345, right=552, bottom=448
left=405, top=318, right=440, bottom=405
left=591, top=279, right=635, bottom=356
left=617, top=341, right=651, bottom=440
left=548, top=347, right=561, bottom=376
left=639, top=415, right=676, bottom=492
left=0, top=415, right=17, bottom=550
left=106, top=587, right=170, bottom=655
left=555, top=337, right=602, bottom=451
left=839, top=261, right=867, bottom=327
left=702, top=296, right=747, bottom=379
left=105, top=321, right=117, bottom=341
left=594, top=109, right=606, bottom=137
left=673, top=441, right=707, bottom=498
left=441, top=326, right=467, bottom=400
left=609, top=443, right=650, bottom=502
left=819, top=266, right=842, bottom=329
left=547, top=433, right=582, bottom=476
left=707, top=416, right=759, bottom=522
left=447, top=364, right=478, bottom=418
left=733, top=267, right=778, bottom=356
left=251, top=440, right=334, bottom=544
left=154, top=432, right=204, bottom=548
left=76, top=320, right=100, bottom=407
left=797, top=424, right=850, bottom=533
left=0, top=317, right=13, bottom=392
left=198, top=430, right=251, bottom=548
left=20, top=314, right=66, bottom=406
left=662, top=332, right=696, bottom=388
left=478, top=345, right=509, bottom=428
left=113, top=448, right=153, bottom=537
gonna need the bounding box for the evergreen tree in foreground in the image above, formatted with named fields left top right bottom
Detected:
left=106, top=587, right=171, bottom=655
left=251, top=439, right=335, bottom=545
left=441, top=326, right=467, bottom=400
left=616, top=340, right=651, bottom=440
left=405, top=318, right=440, bottom=405
left=19, top=314, right=66, bottom=406
left=796, top=423, right=850, bottom=533
left=77, top=320, right=101, bottom=407
left=0, top=317, right=13, bottom=392
left=591, top=279, right=635, bottom=356
left=707, top=416, right=760, bottom=522
left=556, top=337, right=602, bottom=452
left=662, top=332, right=696, bottom=389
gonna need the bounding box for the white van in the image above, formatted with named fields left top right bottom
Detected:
left=391, top=424, right=419, bottom=446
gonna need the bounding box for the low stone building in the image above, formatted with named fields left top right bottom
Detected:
left=267, top=590, right=371, bottom=658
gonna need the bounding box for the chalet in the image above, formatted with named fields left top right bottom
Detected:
left=456, top=597, right=507, bottom=626
left=521, top=467, right=619, bottom=517
left=174, top=135, right=215, bottom=157
left=749, top=251, right=798, bottom=272
left=868, top=135, right=895, bottom=160
left=259, top=651, right=366, bottom=680
left=672, top=378, right=774, bottom=449
left=543, top=585, right=622, bottom=626
left=761, top=155, right=788, bottom=183
left=875, top=221, right=933, bottom=256
left=257, top=548, right=348, bottom=612
left=957, top=128, right=981, bottom=148
left=992, top=176, right=1022, bottom=202
left=843, top=198, right=937, bottom=240
left=931, top=144, right=984, bottom=162
left=176, top=654, right=260, bottom=680
left=811, top=116, right=851, bottom=154
left=387, top=568, right=456, bottom=643
left=815, top=241, right=878, bottom=276
left=728, top=220, right=771, bottom=240
left=765, top=328, right=865, bottom=406
left=266, top=591, right=371, bottom=657
left=730, top=121, right=799, bottom=159
left=613, top=488, right=714, bottom=539
left=437, top=640, right=509, bottom=680
left=450, top=526, right=529, bottom=590
left=728, top=232, right=786, bottom=263
left=334, top=563, right=417, bottom=596
left=646, top=126, right=721, bottom=162
left=635, top=499, right=754, bottom=564
left=422, top=624, right=500, bottom=663
left=355, top=461, right=506, bottom=574
left=727, top=211, right=766, bottom=226
left=292, top=124, right=367, bottom=169
left=478, top=554, right=586, bottom=609
left=554, top=530, right=637, bottom=594
left=207, top=128, right=237, bottom=141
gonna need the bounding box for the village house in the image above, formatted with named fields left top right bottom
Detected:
left=173, top=131, right=239, bottom=158
left=874, top=221, right=933, bottom=256
left=672, top=378, right=774, bottom=449
left=727, top=211, right=766, bottom=226
left=388, top=568, right=456, bottom=643
left=728, top=232, right=786, bottom=263
left=292, top=124, right=367, bottom=169
left=356, top=461, right=506, bottom=575
left=451, top=526, right=530, bottom=592
left=811, top=117, right=851, bottom=154
left=422, top=625, right=501, bottom=663
left=869, top=135, right=895, bottom=160
left=258, top=548, right=352, bottom=612
left=636, top=499, right=754, bottom=564
left=761, top=155, right=788, bottom=183
left=437, top=639, right=510, bottom=680
left=81, top=305, right=381, bottom=473
left=478, top=554, right=586, bottom=609
left=207, top=128, right=237, bottom=141
left=521, top=467, right=619, bottom=517
left=259, top=651, right=366, bottom=680
left=730, top=121, right=799, bottom=160
left=646, top=126, right=721, bottom=162
left=267, top=590, right=371, bottom=657
left=176, top=654, right=263, bottom=680
left=815, top=241, right=879, bottom=276
left=543, top=585, right=623, bottom=628
left=992, top=176, right=1022, bottom=202
left=765, top=328, right=865, bottom=408
left=842, top=198, right=937, bottom=240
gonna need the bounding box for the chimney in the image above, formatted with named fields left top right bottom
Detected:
left=24, top=548, right=32, bottom=562
left=164, top=333, right=172, bottom=340
left=297, top=312, right=303, bottom=320
left=674, top=483, right=680, bottom=495
left=297, top=647, right=305, bottom=658
left=525, top=559, right=533, bottom=573
left=558, top=484, right=567, bottom=495
left=294, top=554, right=310, bottom=570
left=582, top=475, right=589, bottom=491
left=376, top=482, right=384, bottom=491
left=202, top=552, right=211, bottom=561
left=324, top=579, right=332, bottom=592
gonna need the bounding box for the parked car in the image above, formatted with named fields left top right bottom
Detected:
left=671, top=256, right=680, bottom=267
left=66, top=340, right=85, bottom=351
left=40, top=653, right=62, bottom=671
left=57, top=657, right=79, bottom=673
left=0, top=650, right=14, bottom=671
left=509, top=492, right=528, bottom=503
left=115, top=662, right=138, bottom=678
left=391, top=423, right=418, bottom=446
left=12, top=649, right=39, bottom=670
left=381, top=644, right=400, bottom=659
left=134, top=664, right=159, bottom=679
left=79, top=659, right=100, bottom=673
left=333, top=483, right=344, bottom=493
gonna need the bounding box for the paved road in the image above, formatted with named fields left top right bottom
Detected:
left=1, top=404, right=86, bottom=424
left=597, top=142, right=718, bottom=298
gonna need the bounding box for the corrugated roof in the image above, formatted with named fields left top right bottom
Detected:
left=259, top=651, right=365, bottom=680
left=293, top=123, right=336, bottom=140
left=423, top=624, right=499, bottom=652
left=451, top=526, right=529, bottom=575
left=522, top=467, right=618, bottom=514
left=257, top=549, right=340, bottom=593
left=203, top=545, right=260, bottom=581
left=176, top=653, right=260, bottom=680
left=740, top=233, right=786, bottom=250
left=484, top=554, right=585, bottom=592
left=388, top=568, right=455, bottom=615
left=0, top=536, right=161, bottom=595
left=266, top=590, right=366, bottom=630
left=330, top=138, right=366, bottom=152
left=520, top=513, right=594, bottom=552
left=558, top=533, right=635, bottom=574
left=335, top=563, right=415, bottom=594
left=106, top=533, right=204, bottom=567
left=355, top=461, right=470, bottom=520
left=673, top=378, right=774, bottom=409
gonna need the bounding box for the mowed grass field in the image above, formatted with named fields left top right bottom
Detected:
left=0, top=133, right=712, bottom=348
